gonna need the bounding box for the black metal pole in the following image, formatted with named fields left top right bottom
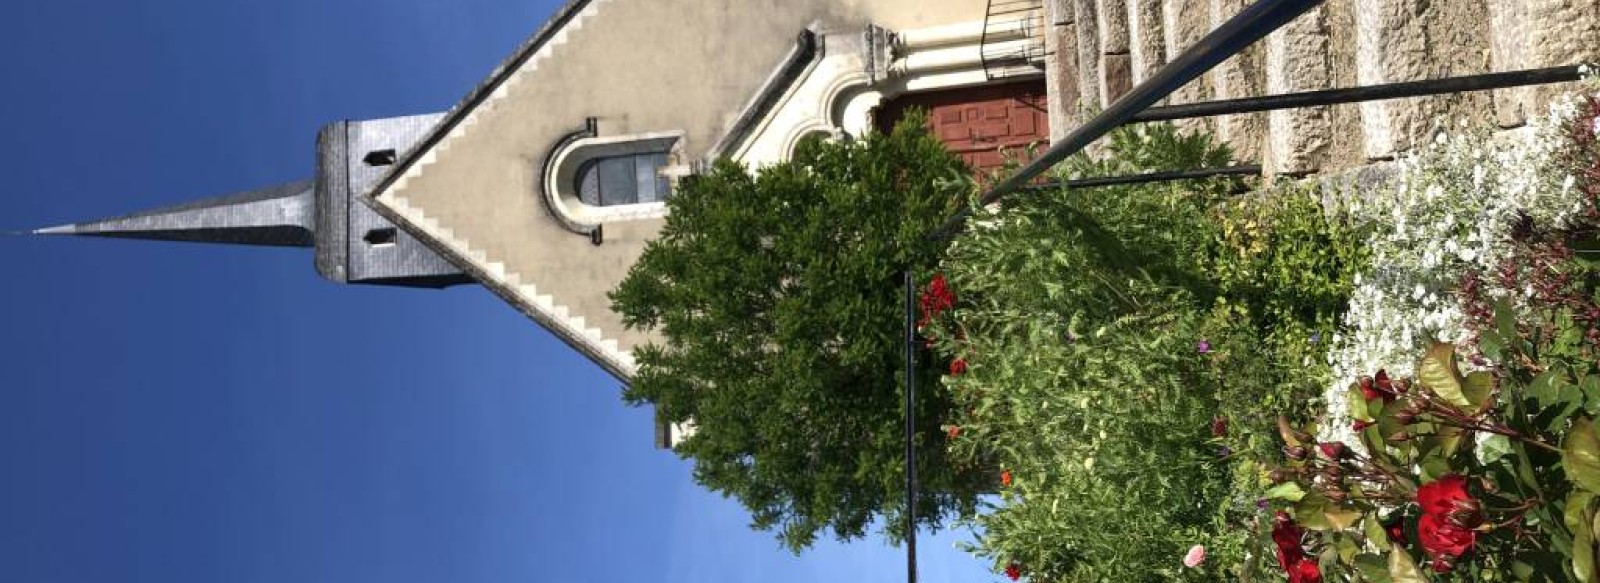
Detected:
left=930, top=0, right=1324, bottom=242
left=902, top=269, right=918, bottom=583
left=1133, top=65, right=1586, bottom=122
left=1026, top=164, right=1262, bottom=191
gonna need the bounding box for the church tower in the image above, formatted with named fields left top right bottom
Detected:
left=33, top=112, right=471, bottom=289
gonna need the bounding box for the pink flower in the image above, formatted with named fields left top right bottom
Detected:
left=1183, top=545, right=1206, bottom=568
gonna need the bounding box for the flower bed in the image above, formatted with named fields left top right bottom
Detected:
left=932, top=81, right=1599, bottom=581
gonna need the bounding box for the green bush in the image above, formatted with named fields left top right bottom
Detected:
left=929, top=124, right=1366, bottom=581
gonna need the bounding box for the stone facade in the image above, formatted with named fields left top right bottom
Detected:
left=1046, top=0, right=1600, bottom=176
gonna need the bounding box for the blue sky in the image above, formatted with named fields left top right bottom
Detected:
left=0, top=1, right=994, bottom=582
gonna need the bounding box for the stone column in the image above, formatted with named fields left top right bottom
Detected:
left=1162, top=0, right=1214, bottom=134
left=1097, top=0, right=1133, bottom=105
left=1045, top=0, right=1081, bottom=143
left=1208, top=0, right=1264, bottom=162
left=1488, top=0, right=1531, bottom=128
left=1528, top=0, right=1600, bottom=113
left=1265, top=5, right=1331, bottom=175
left=1355, top=0, right=1492, bottom=160
left=1074, top=0, right=1103, bottom=117
left=1126, top=0, right=1167, bottom=88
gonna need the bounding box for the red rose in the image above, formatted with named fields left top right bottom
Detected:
left=1211, top=415, right=1228, bottom=438
left=1418, top=513, right=1476, bottom=568
left=1271, top=512, right=1302, bottom=550
left=1416, top=475, right=1472, bottom=517
left=918, top=273, right=956, bottom=324
left=1317, top=442, right=1346, bottom=460
left=1359, top=370, right=1398, bottom=403
left=1290, top=560, right=1322, bottom=583
left=949, top=358, right=968, bottom=376
left=1275, top=546, right=1298, bottom=574
left=947, top=426, right=961, bottom=439
left=1000, top=470, right=1013, bottom=487
left=1358, top=376, right=1380, bottom=400
left=1273, top=512, right=1318, bottom=579
left=1375, top=370, right=1395, bottom=393
left=1004, top=562, right=1021, bottom=581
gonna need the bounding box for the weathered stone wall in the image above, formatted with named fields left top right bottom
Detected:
left=1047, top=0, right=1599, bottom=176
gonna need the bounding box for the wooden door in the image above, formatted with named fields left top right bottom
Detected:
left=875, top=81, right=1049, bottom=174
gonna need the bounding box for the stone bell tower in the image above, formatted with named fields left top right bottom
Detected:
left=32, top=112, right=471, bottom=289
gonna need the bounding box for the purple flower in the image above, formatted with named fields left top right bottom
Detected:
left=1256, top=498, right=1270, bottom=510
left=1218, top=446, right=1233, bottom=458
left=1309, top=331, right=1322, bottom=345
left=1196, top=339, right=1211, bottom=354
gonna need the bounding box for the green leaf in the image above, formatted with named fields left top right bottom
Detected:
left=1478, top=434, right=1513, bottom=466
left=1356, top=553, right=1394, bottom=583
left=1496, top=300, right=1521, bottom=347
left=1266, top=482, right=1307, bottom=502
left=1573, top=493, right=1598, bottom=583
left=1326, top=504, right=1364, bottom=531
left=1418, top=342, right=1471, bottom=408
left=1296, top=491, right=1333, bottom=530
left=1478, top=329, right=1506, bottom=363
left=1349, top=382, right=1371, bottom=421
left=1565, top=419, right=1600, bottom=493
left=1463, top=371, right=1495, bottom=412
left=1389, top=548, right=1425, bottom=583
left=1364, top=515, right=1393, bottom=552
left=1530, top=367, right=1571, bottom=410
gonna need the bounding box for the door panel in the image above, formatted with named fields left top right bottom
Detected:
left=876, top=81, right=1049, bottom=175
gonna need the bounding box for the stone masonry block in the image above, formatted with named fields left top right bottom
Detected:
left=1266, top=5, right=1331, bottom=175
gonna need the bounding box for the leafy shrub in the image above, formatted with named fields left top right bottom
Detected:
left=929, top=124, right=1365, bottom=581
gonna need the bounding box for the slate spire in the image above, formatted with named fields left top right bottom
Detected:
left=33, top=180, right=316, bottom=247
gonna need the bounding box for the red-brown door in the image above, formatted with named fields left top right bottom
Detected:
left=875, top=81, right=1049, bottom=175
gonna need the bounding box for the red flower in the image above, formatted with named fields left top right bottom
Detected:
left=1004, top=562, right=1021, bottom=581
left=1289, top=560, right=1322, bottom=583
left=1273, top=512, right=1320, bottom=581
left=1418, top=513, right=1476, bottom=569
left=1414, top=475, right=1479, bottom=569
left=1416, top=475, right=1472, bottom=517
left=1210, top=415, right=1228, bottom=438
left=1000, top=470, right=1013, bottom=487
left=947, top=425, right=961, bottom=439
left=949, top=358, right=968, bottom=376
left=1352, top=419, right=1374, bottom=431
left=1359, top=371, right=1397, bottom=403
left=1317, top=442, right=1347, bottom=460
left=917, top=273, right=956, bottom=326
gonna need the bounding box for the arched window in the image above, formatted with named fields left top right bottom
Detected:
left=576, top=152, right=672, bottom=206
left=543, top=131, right=683, bottom=229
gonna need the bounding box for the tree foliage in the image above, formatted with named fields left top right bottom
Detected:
left=610, top=115, right=987, bottom=551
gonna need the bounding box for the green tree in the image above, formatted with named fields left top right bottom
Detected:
left=610, top=116, right=987, bottom=551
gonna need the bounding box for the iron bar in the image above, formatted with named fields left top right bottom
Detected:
left=902, top=270, right=918, bottom=583
left=1133, top=65, right=1586, bottom=122
left=1024, top=164, right=1262, bottom=190
left=931, top=0, right=1324, bottom=242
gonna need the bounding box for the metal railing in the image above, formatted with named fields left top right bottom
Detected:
left=979, top=0, right=1048, bottom=80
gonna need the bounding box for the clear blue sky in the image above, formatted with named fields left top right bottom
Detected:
left=0, top=1, right=995, bottom=582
